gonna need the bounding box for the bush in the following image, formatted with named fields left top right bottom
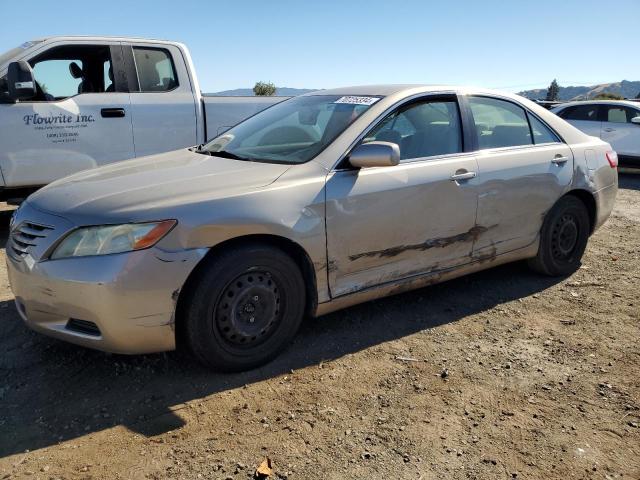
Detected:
left=593, top=92, right=624, bottom=100
left=253, top=81, right=276, bottom=96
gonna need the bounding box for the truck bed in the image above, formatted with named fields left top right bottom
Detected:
left=203, top=96, right=289, bottom=140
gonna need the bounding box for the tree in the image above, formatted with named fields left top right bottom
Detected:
left=253, top=81, right=276, bottom=96
left=635, top=91, right=640, bottom=99
left=545, top=79, right=560, bottom=101
left=593, top=92, right=624, bottom=100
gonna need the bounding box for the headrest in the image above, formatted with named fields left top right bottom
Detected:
left=108, top=66, right=113, bottom=81
left=69, top=62, right=83, bottom=79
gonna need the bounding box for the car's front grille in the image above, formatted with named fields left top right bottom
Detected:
left=10, top=221, right=55, bottom=258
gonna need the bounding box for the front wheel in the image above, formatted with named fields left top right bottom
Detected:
left=183, top=244, right=306, bottom=372
left=528, top=195, right=590, bottom=276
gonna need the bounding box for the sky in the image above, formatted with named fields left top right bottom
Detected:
left=1, top=0, right=639, bottom=93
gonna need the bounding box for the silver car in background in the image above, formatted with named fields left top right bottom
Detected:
left=7, top=85, right=618, bottom=371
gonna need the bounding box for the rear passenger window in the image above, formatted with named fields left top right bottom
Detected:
left=468, top=97, right=532, bottom=149
left=606, top=107, right=627, bottom=123
left=366, top=100, right=463, bottom=160
left=559, top=105, right=599, bottom=121
left=603, top=106, right=639, bottom=124
left=528, top=114, right=559, bottom=144
left=133, top=47, right=177, bottom=92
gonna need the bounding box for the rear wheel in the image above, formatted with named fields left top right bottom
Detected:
left=528, top=195, right=590, bottom=276
left=184, top=244, right=306, bottom=372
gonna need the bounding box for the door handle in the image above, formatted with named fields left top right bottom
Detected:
left=551, top=154, right=569, bottom=165
left=100, top=108, right=126, bottom=118
left=450, top=171, right=477, bottom=181
left=603, top=127, right=615, bottom=132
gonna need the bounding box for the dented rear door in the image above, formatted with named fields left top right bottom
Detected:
left=465, top=95, right=574, bottom=259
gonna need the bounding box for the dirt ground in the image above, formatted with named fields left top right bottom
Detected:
left=0, top=175, right=638, bottom=480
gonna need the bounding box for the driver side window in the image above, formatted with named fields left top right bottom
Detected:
left=32, top=59, right=83, bottom=99
left=365, top=99, right=463, bottom=161
left=28, top=45, right=115, bottom=101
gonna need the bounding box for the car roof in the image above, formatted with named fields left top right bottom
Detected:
left=554, top=100, right=640, bottom=109
left=30, top=35, right=179, bottom=46
left=304, top=85, right=457, bottom=96
left=303, top=84, right=530, bottom=98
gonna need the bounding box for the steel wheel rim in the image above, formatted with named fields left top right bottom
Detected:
left=214, top=271, right=282, bottom=349
left=551, top=213, right=579, bottom=260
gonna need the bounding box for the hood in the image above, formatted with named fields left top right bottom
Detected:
left=27, top=149, right=290, bottom=222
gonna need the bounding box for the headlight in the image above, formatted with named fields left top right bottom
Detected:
left=50, top=220, right=176, bottom=260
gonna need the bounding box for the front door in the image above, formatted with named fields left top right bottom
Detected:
left=0, top=42, right=134, bottom=187
left=466, top=95, right=574, bottom=259
left=326, top=96, right=479, bottom=297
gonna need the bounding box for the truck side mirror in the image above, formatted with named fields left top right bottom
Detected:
left=7, top=61, right=37, bottom=102
left=0, top=76, right=12, bottom=104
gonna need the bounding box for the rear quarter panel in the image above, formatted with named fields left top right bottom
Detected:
left=568, top=138, right=618, bottom=231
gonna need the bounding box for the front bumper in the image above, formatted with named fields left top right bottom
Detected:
left=7, top=245, right=207, bottom=354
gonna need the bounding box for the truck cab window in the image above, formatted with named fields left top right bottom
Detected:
left=29, top=45, right=115, bottom=101
left=33, top=60, right=83, bottom=99
left=104, top=60, right=114, bottom=92
left=133, top=47, right=177, bottom=92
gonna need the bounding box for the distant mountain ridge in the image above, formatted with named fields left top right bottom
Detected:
left=519, top=80, right=640, bottom=101
left=206, top=87, right=316, bottom=97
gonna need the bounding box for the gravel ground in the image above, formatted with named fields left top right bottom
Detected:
left=0, top=174, right=638, bottom=480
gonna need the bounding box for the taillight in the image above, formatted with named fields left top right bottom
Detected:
left=606, top=151, right=618, bottom=168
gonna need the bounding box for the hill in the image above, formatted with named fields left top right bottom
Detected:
left=519, top=80, right=640, bottom=101
left=206, top=87, right=316, bottom=97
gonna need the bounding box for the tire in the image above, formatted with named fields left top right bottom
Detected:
left=528, top=195, right=590, bottom=276
left=183, top=243, right=306, bottom=372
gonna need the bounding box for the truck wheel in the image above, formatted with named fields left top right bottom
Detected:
left=528, top=195, right=590, bottom=276
left=184, top=243, right=305, bottom=372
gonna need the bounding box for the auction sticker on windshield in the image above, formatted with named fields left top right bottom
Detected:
left=334, top=96, right=380, bottom=105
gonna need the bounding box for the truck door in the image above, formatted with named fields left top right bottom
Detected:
left=0, top=41, right=135, bottom=188
left=123, top=44, right=198, bottom=156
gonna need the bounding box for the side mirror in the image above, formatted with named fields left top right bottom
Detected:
left=631, top=116, right=640, bottom=125
left=349, top=141, right=400, bottom=168
left=7, top=61, right=36, bottom=102
left=0, top=77, right=11, bottom=104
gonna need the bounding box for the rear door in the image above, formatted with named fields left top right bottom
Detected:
left=466, top=95, right=574, bottom=258
left=325, top=95, right=480, bottom=297
left=124, top=43, right=198, bottom=157
left=600, top=104, right=640, bottom=157
left=556, top=103, right=602, bottom=138
left=0, top=41, right=134, bottom=187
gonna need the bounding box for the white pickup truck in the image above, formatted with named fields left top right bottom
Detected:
left=0, top=36, right=287, bottom=200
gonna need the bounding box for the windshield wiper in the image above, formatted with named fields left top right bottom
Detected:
left=210, top=151, right=247, bottom=160
left=191, top=147, right=247, bottom=160
left=194, top=147, right=284, bottom=164
left=191, top=144, right=211, bottom=155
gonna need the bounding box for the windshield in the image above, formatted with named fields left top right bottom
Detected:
left=0, top=41, right=43, bottom=68
left=202, top=95, right=381, bottom=164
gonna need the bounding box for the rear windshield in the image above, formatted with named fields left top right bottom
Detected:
left=202, top=95, right=381, bottom=164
